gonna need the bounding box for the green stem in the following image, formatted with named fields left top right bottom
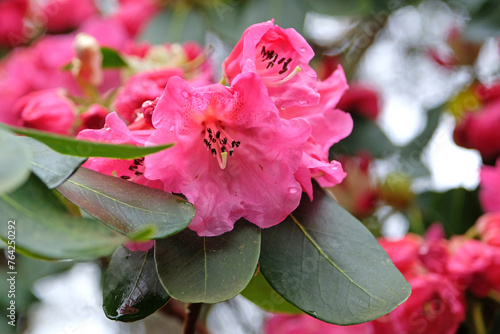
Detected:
left=472, top=299, right=487, bottom=334
left=488, top=289, right=500, bottom=305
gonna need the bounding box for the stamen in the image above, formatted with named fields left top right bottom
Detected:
left=267, top=66, right=301, bottom=87
left=203, top=122, right=240, bottom=170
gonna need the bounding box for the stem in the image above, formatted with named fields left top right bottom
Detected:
left=472, top=299, right=487, bottom=334
left=488, top=289, right=500, bottom=305
left=183, top=303, right=203, bottom=334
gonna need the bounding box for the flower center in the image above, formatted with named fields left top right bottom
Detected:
left=202, top=122, right=240, bottom=170
left=259, top=46, right=301, bottom=86
left=120, top=157, right=145, bottom=180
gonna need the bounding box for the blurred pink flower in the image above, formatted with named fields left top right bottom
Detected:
left=0, top=0, right=29, bottom=48
left=447, top=239, right=500, bottom=296
left=453, top=83, right=500, bottom=162
left=13, top=89, right=76, bottom=135
left=40, top=0, right=98, bottom=34
left=113, top=0, right=160, bottom=37
left=114, top=69, right=184, bottom=123
left=378, top=234, right=424, bottom=278
left=373, top=273, right=465, bottom=334
left=336, top=83, right=382, bottom=121
left=265, top=314, right=374, bottom=334
left=479, top=159, right=500, bottom=212
left=222, top=20, right=319, bottom=109
left=476, top=212, right=500, bottom=248
left=144, top=72, right=310, bottom=236
left=78, top=104, right=109, bottom=132
left=124, top=240, right=154, bottom=252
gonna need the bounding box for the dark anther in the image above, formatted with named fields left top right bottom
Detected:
left=212, top=138, right=216, bottom=143
left=134, top=158, right=144, bottom=165
left=229, top=149, right=234, bottom=156
left=267, top=62, right=274, bottom=69
left=121, top=175, right=131, bottom=180
left=215, top=131, right=220, bottom=139
left=278, top=57, right=285, bottom=64
left=135, top=172, right=143, bottom=176
left=211, top=148, right=217, bottom=156
left=207, top=128, right=212, bottom=134
left=221, top=138, right=227, bottom=145
left=234, top=141, right=241, bottom=147
left=129, top=165, right=138, bottom=171
left=221, top=146, right=226, bottom=153
left=279, top=58, right=293, bottom=75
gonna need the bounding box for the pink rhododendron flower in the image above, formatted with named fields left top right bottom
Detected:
left=77, top=112, right=163, bottom=190
left=114, top=69, right=184, bottom=123
left=476, top=212, right=500, bottom=247
left=40, top=0, right=98, bottom=34
left=336, top=83, right=382, bottom=121
left=280, top=66, right=352, bottom=198
left=447, top=239, right=500, bottom=296
left=13, top=89, right=76, bottom=135
left=265, top=314, right=374, bottom=334
left=373, top=273, right=465, bottom=334
left=145, top=72, right=310, bottom=236
left=479, top=159, right=500, bottom=212
left=222, top=20, right=320, bottom=109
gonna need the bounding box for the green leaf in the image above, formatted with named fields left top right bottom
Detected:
left=260, top=182, right=411, bottom=325
left=0, top=124, right=173, bottom=159
left=19, top=137, right=86, bottom=189
left=0, top=128, right=31, bottom=195
left=241, top=272, right=302, bottom=314
left=103, top=245, right=169, bottom=322
left=101, top=47, right=128, bottom=68
left=0, top=174, right=127, bottom=260
left=57, top=167, right=194, bottom=239
left=415, top=187, right=483, bottom=237
left=155, top=220, right=261, bottom=304
left=330, top=114, right=396, bottom=159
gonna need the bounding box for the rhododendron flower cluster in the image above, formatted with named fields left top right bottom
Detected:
left=77, top=20, right=352, bottom=236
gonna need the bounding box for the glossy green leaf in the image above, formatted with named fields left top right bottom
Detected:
left=101, top=47, right=128, bottom=68
left=241, top=272, right=302, bottom=314
left=0, top=124, right=173, bottom=159
left=260, top=182, right=411, bottom=325
left=57, top=167, right=194, bottom=239
left=103, top=245, right=169, bottom=322
left=155, top=220, right=261, bottom=304
left=19, top=137, right=86, bottom=189
left=0, top=174, right=127, bottom=260
left=0, top=128, right=31, bottom=195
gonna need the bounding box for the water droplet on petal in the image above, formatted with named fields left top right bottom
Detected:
left=289, top=187, right=299, bottom=194
left=169, top=125, right=175, bottom=132
left=330, top=162, right=340, bottom=170
left=181, top=90, right=189, bottom=98
left=299, top=47, right=307, bottom=52
left=298, top=99, right=308, bottom=105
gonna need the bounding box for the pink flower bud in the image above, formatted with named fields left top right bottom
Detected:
left=14, top=89, right=76, bottom=135
left=476, top=213, right=500, bottom=248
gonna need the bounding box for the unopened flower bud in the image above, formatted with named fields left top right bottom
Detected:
left=72, top=33, right=103, bottom=87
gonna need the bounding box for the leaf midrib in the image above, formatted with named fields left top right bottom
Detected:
left=290, top=213, right=383, bottom=302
